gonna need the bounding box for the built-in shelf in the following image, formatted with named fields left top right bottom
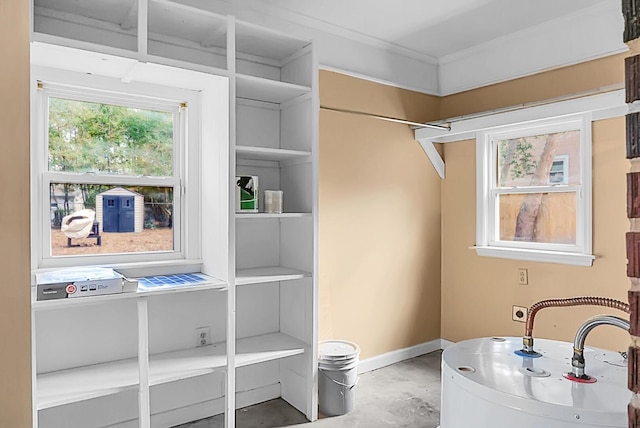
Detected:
left=235, top=20, right=309, bottom=63
left=37, top=332, right=305, bottom=410
left=235, top=213, right=311, bottom=220
left=37, top=358, right=139, bottom=410
left=236, top=266, right=311, bottom=285
left=236, top=332, right=305, bottom=367
left=31, top=278, right=228, bottom=311
left=31, top=4, right=317, bottom=424
left=236, top=145, right=311, bottom=162
left=236, top=74, right=310, bottom=104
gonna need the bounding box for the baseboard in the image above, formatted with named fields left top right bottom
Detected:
left=440, top=339, right=455, bottom=349
left=357, top=338, right=442, bottom=374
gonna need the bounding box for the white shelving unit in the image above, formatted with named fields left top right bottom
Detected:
left=31, top=1, right=318, bottom=427
left=37, top=330, right=306, bottom=411
left=231, top=12, right=318, bottom=426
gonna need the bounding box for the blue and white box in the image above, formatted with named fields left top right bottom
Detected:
left=35, top=267, right=124, bottom=301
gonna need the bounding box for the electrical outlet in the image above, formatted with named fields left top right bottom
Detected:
left=518, top=268, right=528, bottom=285
left=196, top=326, right=210, bottom=347
left=512, top=305, right=528, bottom=323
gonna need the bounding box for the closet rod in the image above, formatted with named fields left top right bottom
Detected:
left=320, top=105, right=450, bottom=130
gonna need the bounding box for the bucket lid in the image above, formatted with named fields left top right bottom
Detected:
left=319, top=340, right=360, bottom=361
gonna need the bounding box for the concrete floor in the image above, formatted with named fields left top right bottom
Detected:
left=175, top=350, right=442, bottom=428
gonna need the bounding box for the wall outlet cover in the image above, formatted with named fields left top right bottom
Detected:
left=512, top=305, right=528, bottom=323
left=196, top=326, right=211, bottom=347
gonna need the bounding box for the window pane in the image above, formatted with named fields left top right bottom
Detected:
left=498, top=192, right=576, bottom=245
left=50, top=183, right=174, bottom=257
left=497, top=130, right=580, bottom=187
left=48, top=98, right=174, bottom=176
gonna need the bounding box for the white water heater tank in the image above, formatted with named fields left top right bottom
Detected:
left=440, top=337, right=628, bottom=428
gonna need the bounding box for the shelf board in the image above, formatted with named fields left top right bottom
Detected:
left=236, top=145, right=311, bottom=162
left=236, top=74, right=310, bottom=104
left=37, top=332, right=305, bottom=410
left=235, top=19, right=310, bottom=62
left=37, top=358, right=139, bottom=410
left=236, top=332, right=306, bottom=367
left=236, top=266, right=311, bottom=285
left=149, top=0, right=228, bottom=48
left=235, top=213, right=311, bottom=220
left=32, top=277, right=228, bottom=311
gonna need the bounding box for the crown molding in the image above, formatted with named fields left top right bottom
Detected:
left=216, top=0, right=439, bottom=66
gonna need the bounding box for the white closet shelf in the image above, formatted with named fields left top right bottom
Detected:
left=236, top=145, right=311, bottom=162
left=236, top=74, right=310, bottom=104
left=235, top=19, right=309, bottom=62
left=31, top=278, right=228, bottom=311
left=236, top=266, right=311, bottom=285
left=236, top=332, right=305, bottom=367
left=37, top=332, right=305, bottom=410
left=150, top=0, right=227, bottom=24
left=37, top=357, right=140, bottom=410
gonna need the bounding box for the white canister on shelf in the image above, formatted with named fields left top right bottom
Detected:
left=264, top=190, right=283, bottom=213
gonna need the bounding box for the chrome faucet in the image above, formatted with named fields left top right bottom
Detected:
left=570, top=315, right=629, bottom=379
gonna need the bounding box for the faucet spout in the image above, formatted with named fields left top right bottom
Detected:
left=569, top=315, right=629, bottom=380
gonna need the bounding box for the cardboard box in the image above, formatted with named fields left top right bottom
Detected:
left=236, top=175, right=259, bottom=213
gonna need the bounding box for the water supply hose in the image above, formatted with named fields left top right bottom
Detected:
left=568, top=315, right=629, bottom=380
left=521, top=296, right=629, bottom=355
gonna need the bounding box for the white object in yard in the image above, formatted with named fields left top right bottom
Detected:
left=61, top=209, right=95, bottom=239
left=318, top=340, right=360, bottom=416
left=440, top=337, right=628, bottom=428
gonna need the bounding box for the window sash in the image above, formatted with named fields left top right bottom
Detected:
left=43, top=82, right=182, bottom=114
left=37, top=82, right=187, bottom=266
left=488, top=189, right=582, bottom=253
left=477, top=113, right=591, bottom=260
left=44, top=90, right=181, bottom=178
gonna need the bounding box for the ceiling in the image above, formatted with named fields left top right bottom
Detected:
left=33, top=0, right=623, bottom=94
left=227, top=0, right=608, bottom=59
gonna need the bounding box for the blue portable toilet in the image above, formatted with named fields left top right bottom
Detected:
left=97, top=188, right=144, bottom=233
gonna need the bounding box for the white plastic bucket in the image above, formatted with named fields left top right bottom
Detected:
left=318, top=340, right=360, bottom=416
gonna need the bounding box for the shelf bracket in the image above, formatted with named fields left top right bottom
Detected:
left=417, top=138, right=445, bottom=179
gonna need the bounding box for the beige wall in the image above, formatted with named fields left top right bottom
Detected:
left=440, top=58, right=629, bottom=351
left=319, top=71, right=442, bottom=358
left=441, top=54, right=625, bottom=119
left=0, top=0, right=32, bottom=426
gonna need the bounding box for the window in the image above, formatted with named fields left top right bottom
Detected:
left=33, top=74, right=200, bottom=268
left=476, top=114, right=594, bottom=266
left=549, top=155, right=569, bottom=185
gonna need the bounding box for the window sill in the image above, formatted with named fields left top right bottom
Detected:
left=32, top=259, right=206, bottom=284
left=471, top=246, right=595, bottom=267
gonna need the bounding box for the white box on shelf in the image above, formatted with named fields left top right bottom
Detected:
left=35, top=267, right=124, bottom=301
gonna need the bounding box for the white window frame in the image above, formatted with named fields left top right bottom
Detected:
left=475, top=113, right=593, bottom=266
left=31, top=67, right=202, bottom=270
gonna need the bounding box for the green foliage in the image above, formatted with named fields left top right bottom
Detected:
left=498, top=138, right=538, bottom=182
left=48, top=98, right=174, bottom=176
